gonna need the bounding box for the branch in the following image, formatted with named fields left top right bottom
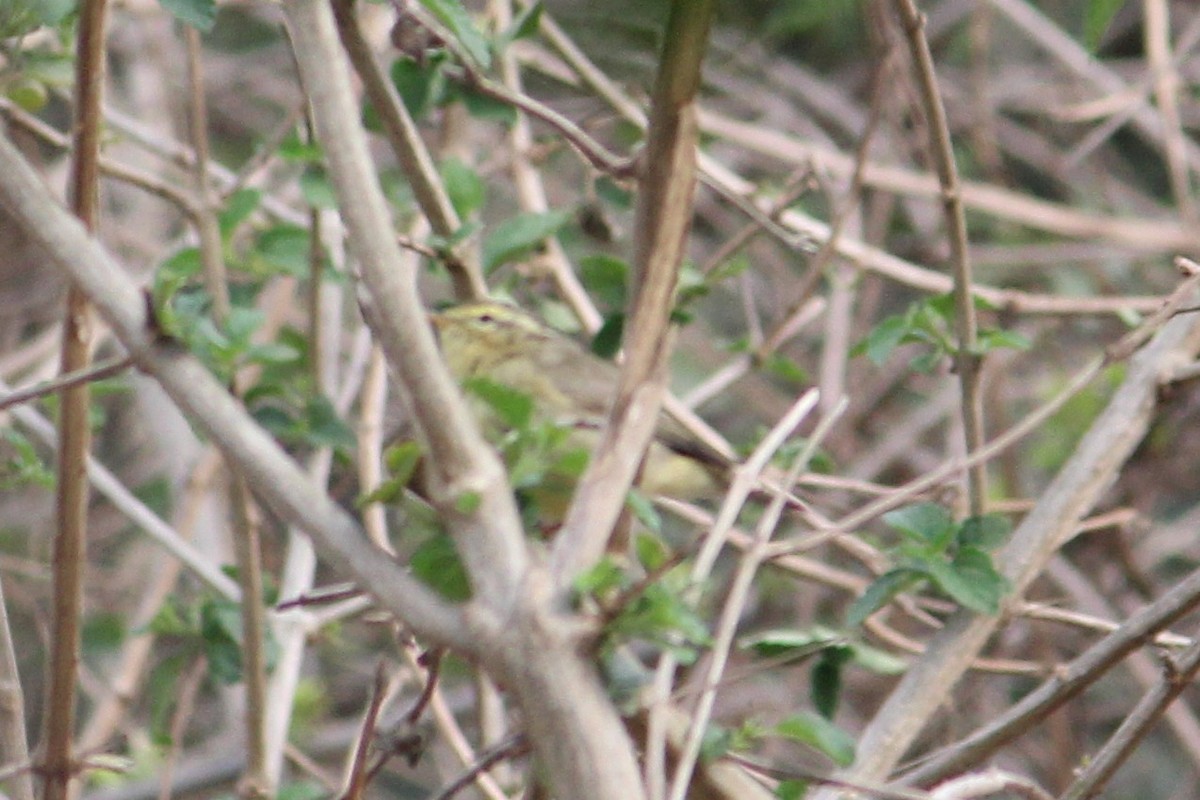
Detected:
left=811, top=283, right=1200, bottom=795
left=0, top=125, right=473, bottom=653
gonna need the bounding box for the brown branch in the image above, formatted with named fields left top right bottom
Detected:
left=43, top=2, right=109, bottom=799
left=550, top=0, right=717, bottom=586
left=332, top=0, right=486, bottom=301
left=892, top=0, right=985, bottom=513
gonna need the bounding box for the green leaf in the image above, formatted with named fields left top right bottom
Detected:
left=775, top=712, right=856, bottom=767
left=634, top=531, right=670, bottom=571
left=958, top=513, right=1012, bottom=550
left=574, top=556, right=627, bottom=597
left=776, top=780, right=809, bottom=800
left=1084, top=0, right=1126, bottom=51
left=740, top=626, right=840, bottom=659
left=410, top=533, right=472, bottom=601
left=441, top=157, right=485, bottom=219
left=882, top=503, right=954, bottom=547
left=500, top=1, right=542, bottom=47
left=200, top=600, right=243, bottom=684
left=845, top=641, right=907, bottom=675
left=854, top=314, right=908, bottom=365
left=579, top=254, right=630, bottom=308
left=482, top=210, right=570, bottom=273
left=590, top=313, right=624, bottom=359
left=455, top=87, right=518, bottom=124
left=255, top=225, right=312, bottom=276
left=761, top=352, right=807, bottom=384
left=385, top=441, right=424, bottom=487
left=973, top=328, right=1031, bottom=354
left=390, top=55, right=446, bottom=118
left=303, top=395, right=356, bottom=450
left=923, top=551, right=1007, bottom=615
left=845, top=569, right=920, bottom=627
left=454, top=490, right=481, bottom=514
left=418, top=0, right=491, bottom=68
left=158, top=0, right=217, bottom=31
left=463, top=376, right=534, bottom=429
left=218, top=189, right=261, bottom=237
left=299, top=168, right=338, bottom=209
left=811, top=647, right=852, bottom=719
left=626, top=490, right=662, bottom=536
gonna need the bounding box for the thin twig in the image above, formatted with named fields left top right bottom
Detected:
left=0, top=356, right=132, bottom=412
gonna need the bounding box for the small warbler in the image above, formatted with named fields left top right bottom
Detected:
left=431, top=301, right=729, bottom=510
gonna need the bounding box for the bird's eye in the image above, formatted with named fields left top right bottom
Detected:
left=479, top=314, right=494, bottom=323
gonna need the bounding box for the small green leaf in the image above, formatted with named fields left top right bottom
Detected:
left=579, top=254, right=630, bottom=308
left=590, top=313, right=624, bottom=359
left=441, top=157, right=485, bottom=219
left=418, top=0, right=491, bottom=68
left=255, top=225, right=312, bottom=276
left=299, top=168, right=338, bottom=209
left=634, top=531, right=670, bottom=571
left=775, top=712, right=856, bottom=767
left=574, top=556, right=627, bottom=597
left=463, top=377, right=534, bottom=429
left=500, top=1, right=542, bottom=46
left=882, top=503, right=954, bottom=546
left=854, top=315, right=909, bottom=365
left=812, top=647, right=851, bottom=719
left=923, top=552, right=1007, bottom=615
left=1084, top=0, right=1126, bottom=51
left=159, top=0, right=217, bottom=31
left=845, top=569, right=920, bottom=627
left=776, top=780, right=809, bottom=800
left=958, top=513, right=1012, bottom=550
left=385, top=441, right=425, bottom=487
left=200, top=600, right=243, bottom=684
left=454, top=491, right=481, bottom=514
left=303, top=395, right=356, bottom=450
left=390, top=55, right=445, bottom=118
left=482, top=210, right=570, bottom=272
left=740, top=626, right=839, bottom=659
left=973, top=328, right=1031, bottom=354
left=218, top=189, right=261, bottom=237
left=761, top=352, right=807, bottom=384
left=410, top=533, right=472, bottom=601
left=626, top=489, right=662, bottom=535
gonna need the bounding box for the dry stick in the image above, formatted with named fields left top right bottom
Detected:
left=156, top=656, right=208, bottom=800
left=78, top=450, right=224, bottom=752
left=549, top=0, right=717, bottom=587
left=397, top=644, right=508, bottom=800
left=893, top=0, right=985, bottom=514
left=810, top=286, right=1200, bottom=798
left=0, top=100, right=203, bottom=218
left=284, top=3, right=645, bottom=797
left=644, top=389, right=821, bottom=800
left=668, top=395, right=841, bottom=800
left=990, top=0, right=1200, bottom=172
left=900, top=562, right=1200, bottom=787
left=697, top=109, right=1200, bottom=260
left=1144, top=0, right=1197, bottom=223
left=1060, top=636, right=1200, bottom=800
left=341, top=663, right=391, bottom=800
left=331, top=0, right=485, bottom=301
left=183, top=28, right=270, bottom=797
left=2, top=383, right=241, bottom=597
left=0, top=573, right=31, bottom=800
left=429, top=737, right=530, bottom=800
left=489, top=0, right=602, bottom=332
left=43, top=3, right=108, bottom=799
left=0, top=118, right=470, bottom=645
left=0, top=356, right=131, bottom=411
